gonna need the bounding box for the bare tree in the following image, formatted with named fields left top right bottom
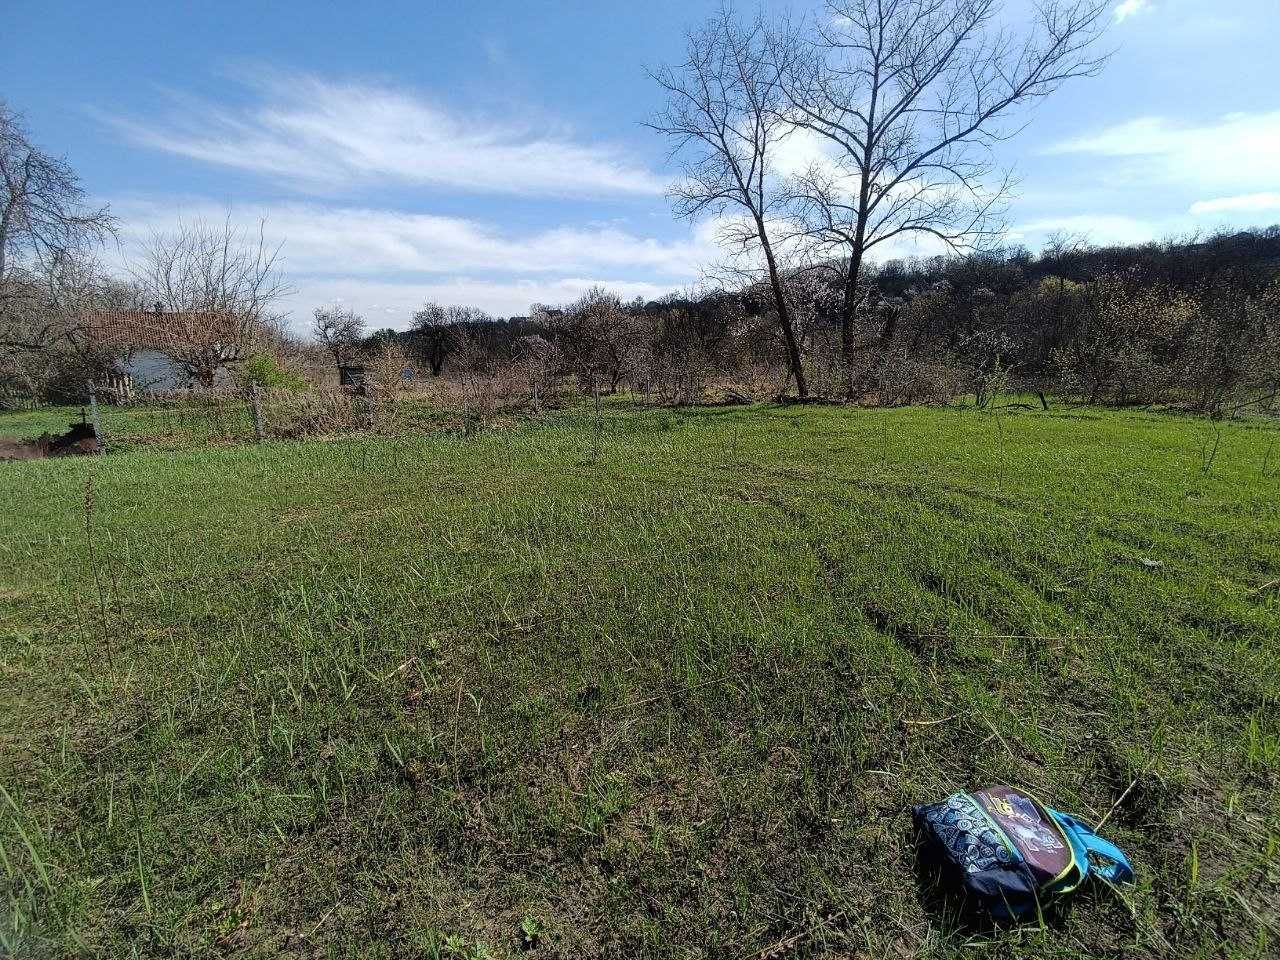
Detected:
left=410, top=303, right=491, bottom=376
left=546, top=287, right=653, bottom=397
left=0, top=255, right=139, bottom=398
left=512, top=334, right=560, bottom=412
left=311, top=304, right=366, bottom=367
left=411, top=303, right=451, bottom=376
left=649, top=7, right=810, bottom=399
left=132, top=217, right=292, bottom=387
left=1, top=102, right=116, bottom=356
left=779, top=0, right=1109, bottom=394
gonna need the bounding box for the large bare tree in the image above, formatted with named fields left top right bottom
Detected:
left=779, top=0, right=1109, bottom=394
left=132, top=217, right=291, bottom=387
left=649, top=7, right=810, bottom=399
left=1, top=102, right=116, bottom=357
left=0, top=254, right=139, bottom=397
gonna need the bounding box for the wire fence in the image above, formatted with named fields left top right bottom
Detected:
left=90, top=389, right=257, bottom=450
left=83, top=375, right=565, bottom=453
left=85, top=385, right=355, bottom=451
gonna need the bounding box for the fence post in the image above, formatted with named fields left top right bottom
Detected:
left=250, top=381, right=266, bottom=441
left=363, top=383, right=376, bottom=431
left=88, top=381, right=106, bottom=453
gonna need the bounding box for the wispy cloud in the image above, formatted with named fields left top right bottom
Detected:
left=1011, top=214, right=1163, bottom=247
left=1190, top=192, right=1280, bottom=215
left=107, top=196, right=722, bottom=323
left=103, top=70, right=665, bottom=198
left=1047, top=112, right=1280, bottom=192
left=772, top=127, right=840, bottom=180
left=112, top=198, right=715, bottom=279
left=1113, top=0, right=1153, bottom=23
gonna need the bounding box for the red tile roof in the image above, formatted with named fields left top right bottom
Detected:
left=85, top=310, right=243, bottom=351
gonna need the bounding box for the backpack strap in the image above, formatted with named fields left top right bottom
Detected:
left=1049, top=810, right=1135, bottom=884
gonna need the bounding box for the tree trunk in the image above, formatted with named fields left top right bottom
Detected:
left=839, top=220, right=869, bottom=399
left=0, top=205, right=11, bottom=282
left=841, top=263, right=860, bottom=399
left=758, top=228, right=807, bottom=400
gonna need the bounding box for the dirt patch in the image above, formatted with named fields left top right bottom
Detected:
left=0, top=437, right=46, bottom=461
left=0, top=423, right=98, bottom=461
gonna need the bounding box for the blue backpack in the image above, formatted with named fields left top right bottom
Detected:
left=913, top=785, right=1134, bottom=920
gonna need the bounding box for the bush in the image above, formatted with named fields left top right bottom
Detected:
left=239, top=352, right=309, bottom=393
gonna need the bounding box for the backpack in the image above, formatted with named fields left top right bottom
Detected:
left=913, top=785, right=1134, bottom=920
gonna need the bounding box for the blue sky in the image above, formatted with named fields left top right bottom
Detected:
left=9, top=0, right=1279, bottom=330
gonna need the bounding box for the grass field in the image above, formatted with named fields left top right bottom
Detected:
left=1, top=402, right=1278, bottom=958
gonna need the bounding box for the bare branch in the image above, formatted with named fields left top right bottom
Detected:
left=128, top=216, right=293, bottom=386
left=647, top=5, right=811, bottom=397
left=777, top=0, right=1108, bottom=394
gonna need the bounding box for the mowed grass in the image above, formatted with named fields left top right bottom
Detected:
left=1, top=403, right=1278, bottom=959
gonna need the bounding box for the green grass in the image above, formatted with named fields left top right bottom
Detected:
left=0, top=400, right=259, bottom=451
left=1, top=403, right=1277, bottom=958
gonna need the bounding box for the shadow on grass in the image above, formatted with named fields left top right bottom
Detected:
left=910, top=836, right=1081, bottom=939
left=911, top=839, right=999, bottom=938
left=911, top=846, right=1144, bottom=957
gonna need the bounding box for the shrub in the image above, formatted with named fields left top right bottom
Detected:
left=239, top=352, right=309, bottom=393
left=263, top=389, right=365, bottom=437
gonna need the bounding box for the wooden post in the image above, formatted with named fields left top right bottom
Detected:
left=250, top=381, right=265, bottom=441
left=88, top=382, right=105, bottom=453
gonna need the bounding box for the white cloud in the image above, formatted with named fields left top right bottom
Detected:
left=772, top=127, right=841, bottom=180
left=106, top=196, right=725, bottom=328
left=1011, top=214, right=1162, bottom=247
left=111, top=197, right=718, bottom=279
left=867, top=231, right=958, bottom=262
left=1047, top=112, right=1280, bottom=193
left=1113, top=0, right=1153, bottom=23
left=1189, top=192, right=1280, bottom=215
left=103, top=70, right=665, bottom=198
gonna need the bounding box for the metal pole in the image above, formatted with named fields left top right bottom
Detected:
left=250, top=381, right=265, bottom=441
left=88, top=382, right=105, bottom=453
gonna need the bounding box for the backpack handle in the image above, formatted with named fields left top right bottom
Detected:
left=1051, top=810, right=1135, bottom=884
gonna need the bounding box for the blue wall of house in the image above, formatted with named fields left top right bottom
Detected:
left=122, top=350, right=190, bottom=391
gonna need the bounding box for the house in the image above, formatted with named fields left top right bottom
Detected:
left=85, top=308, right=243, bottom=392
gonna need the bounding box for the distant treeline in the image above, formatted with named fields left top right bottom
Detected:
left=366, top=227, right=1280, bottom=415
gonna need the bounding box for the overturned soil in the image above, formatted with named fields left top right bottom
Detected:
left=0, top=423, right=98, bottom=461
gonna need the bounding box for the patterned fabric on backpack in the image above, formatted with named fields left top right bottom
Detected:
left=914, top=785, right=1134, bottom=920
